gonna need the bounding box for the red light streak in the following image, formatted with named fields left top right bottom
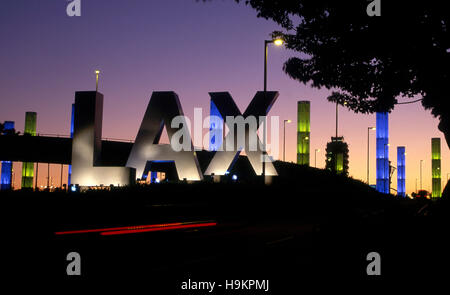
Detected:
left=100, top=222, right=217, bottom=236
left=54, top=221, right=216, bottom=236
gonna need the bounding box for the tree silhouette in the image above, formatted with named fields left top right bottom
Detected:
left=325, top=139, right=349, bottom=176
left=232, top=0, right=450, bottom=151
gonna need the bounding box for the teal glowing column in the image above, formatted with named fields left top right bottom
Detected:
left=21, top=112, right=36, bottom=189
left=297, top=101, right=310, bottom=165
left=431, top=138, right=441, bottom=198
left=397, top=146, right=405, bottom=197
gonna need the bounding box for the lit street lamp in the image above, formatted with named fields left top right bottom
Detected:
left=367, top=127, right=376, bottom=184
left=95, top=70, right=100, bottom=92
left=262, top=37, right=284, bottom=178
left=283, top=119, right=291, bottom=161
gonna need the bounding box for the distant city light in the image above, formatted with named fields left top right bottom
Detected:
left=232, top=175, right=238, bottom=181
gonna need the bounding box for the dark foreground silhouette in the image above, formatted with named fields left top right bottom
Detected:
left=2, top=164, right=450, bottom=290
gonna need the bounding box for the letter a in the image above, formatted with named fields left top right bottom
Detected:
left=366, top=0, right=381, bottom=17
left=66, top=0, right=81, bottom=17
left=366, top=252, right=381, bottom=275
left=66, top=252, right=81, bottom=276
left=126, top=92, right=203, bottom=181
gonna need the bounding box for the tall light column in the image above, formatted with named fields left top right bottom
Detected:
left=431, top=138, right=442, bottom=198
left=1, top=121, right=15, bottom=190
left=21, top=112, right=37, bottom=189
left=376, top=112, right=389, bottom=194
left=397, top=146, right=406, bottom=197
left=297, top=101, right=310, bottom=165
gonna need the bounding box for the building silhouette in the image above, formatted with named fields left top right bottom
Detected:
left=297, top=101, right=310, bottom=165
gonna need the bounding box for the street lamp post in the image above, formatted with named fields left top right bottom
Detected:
left=263, top=38, right=284, bottom=178
left=335, top=101, right=347, bottom=138
left=420, top=160, right=423, bottom=190
left=35, top=162, right=39, bottom=191
left=11, top=168, right=14, bottom=190
left=336, top=103, right=338, bottom=138
left=367, top=127, right=376, bottom=184
left=47, top=163, right=50, bottom=190
left=95, top=70, right=100, bottom=92
left=60, top=163, right=63, bottom=189
left=283, top=119, right=291, bottom=161
left=314, top=149, right=320, bottom=168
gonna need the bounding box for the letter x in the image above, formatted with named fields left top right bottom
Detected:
left=204, top=91, right=279, bottom=176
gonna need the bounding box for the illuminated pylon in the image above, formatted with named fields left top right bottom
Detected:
left=397, top=146, right=406, bottom=197
left=376, top=112, right=389, bottom=194
left=431, top=138, right=441, bottom=198
left=1, top=121, right=15, bottom=190
left=21, top=112, right=36, bottom=189
left=297, top=101, right=310, bottom=165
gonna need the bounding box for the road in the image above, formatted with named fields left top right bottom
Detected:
left=3, top=191, right=450, bottom=289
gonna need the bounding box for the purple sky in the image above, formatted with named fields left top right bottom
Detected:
left=0, top=0, right=448, bottom=193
